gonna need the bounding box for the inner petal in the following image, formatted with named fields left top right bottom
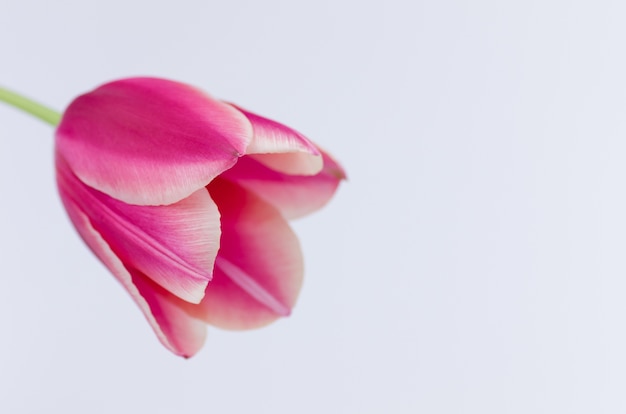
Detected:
left=194, top=178, right=303, bottom=330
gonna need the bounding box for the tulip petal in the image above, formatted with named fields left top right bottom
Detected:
left=56, top=77, right=252, bottom=206
left=232, top=105, right=323, bottom=175
left=58, top=195, right=206, bottom=357
left=197, top=179, right=303, bottom=330
left=221, top=149, right=346, bottom=219
left=129, top=269, right=207, bottom=358
left=57, top=154, right=220, bottom=304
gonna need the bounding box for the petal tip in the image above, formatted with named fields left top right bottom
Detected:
left=330, top=165, right=348, bottom=180
left=322, top=152, right=347, bottom=180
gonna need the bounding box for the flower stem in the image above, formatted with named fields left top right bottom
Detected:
left=0, top=86, right=61, bottom=126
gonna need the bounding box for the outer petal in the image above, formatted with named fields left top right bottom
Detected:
left=57, top=154, right=220, bottom=304
left=195, top=179, right=304, bottom=330
left=231, top=104, right=323, bottom=176
left=220, top=149, right=346, bottom=219
left=56, top=77, right=252, bottom=206
left=58, top=194, right=206, bottom=357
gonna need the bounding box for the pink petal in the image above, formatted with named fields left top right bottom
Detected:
left=220, top=149, right=346, bottom=219
left=58, top=194, right=206, bottom=357
left=130, top=270, right=207, bottom=358
left=195, top=179, right=304, bottom=330
left=231, top=104, right=323, bottom=175
left=57, top=154, right=220, bottom=304
left=56, top=77, right=252, bottom=206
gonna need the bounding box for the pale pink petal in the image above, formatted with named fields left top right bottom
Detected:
left=57, top=154, right=220, bottom=304
left=58, top=194, right=206, bottom=357
left=231, top=104, right=323, bottom=175
left=56, top=77, right=252, bottom=206
left=220, top=149, right=346, bottom=219
left=247, top=152, right=323, bottom=176
left=195, top=179, right=303, bottom=330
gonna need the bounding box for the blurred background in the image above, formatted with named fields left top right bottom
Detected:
left=2, top=0, right=626, bottom=412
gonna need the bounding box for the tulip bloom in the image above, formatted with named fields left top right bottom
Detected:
left=54, top=78, right=344, bottom=357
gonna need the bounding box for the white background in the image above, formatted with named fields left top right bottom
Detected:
left=2, top=0, right=626, bottom=413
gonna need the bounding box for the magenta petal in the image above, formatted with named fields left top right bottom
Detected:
left=57, top=154, right=220, bottom=304
left=221, top=149, right=346, bottom=219
left=59, top=196, right=206, bottom=357
left=56, top=78, right=252, bottom=205
left=197, top=179, right=303, bottom=330
left=231, top=105, right=323, bottom=175
left=130, top=270, right=207, bottom=358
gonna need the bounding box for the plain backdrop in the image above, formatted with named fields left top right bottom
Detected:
left=2, top=0, right=626, bottom=413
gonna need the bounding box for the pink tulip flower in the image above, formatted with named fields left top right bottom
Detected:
left=54, top=77, right=345, bottom=357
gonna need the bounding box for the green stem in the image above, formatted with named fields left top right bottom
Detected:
left=0, top=86, right=61, bottom=126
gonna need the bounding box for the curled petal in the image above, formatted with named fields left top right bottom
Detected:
left=56, top=77, right=252, bottom=206
left=232, top=104, right=323, bottom=175
left=195, top=179, right=303, bottom=330
left=221, top=149, right=346, bottom=219
left=57, top=154, right=220, bottom=304
left=59, top=195, right=206, bottom=357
